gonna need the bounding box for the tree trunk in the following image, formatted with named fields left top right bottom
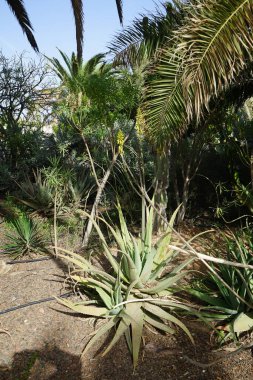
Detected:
left=250, top=147, right=253, bottom=191
left=82, top=151, right=119, bottom=247
left=176, top=178, right=190, bottom=224
left=153, top=143, right=171, bottom=233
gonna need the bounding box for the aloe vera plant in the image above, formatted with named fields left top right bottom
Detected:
left=58, top=204, right=195, bottom=368
left=188, top=228, right=253, bottom=341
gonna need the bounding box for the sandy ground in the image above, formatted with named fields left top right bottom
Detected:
left=0, top=237, right=253, bottom=379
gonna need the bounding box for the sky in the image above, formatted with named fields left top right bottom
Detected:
left=0, top=0, right=160, bottom=62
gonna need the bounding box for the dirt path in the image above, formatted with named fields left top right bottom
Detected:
left=0, top=254, right=253, bottom=380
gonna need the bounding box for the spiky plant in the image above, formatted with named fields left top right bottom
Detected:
left=3, top=214, right=48, bottom=259
left=58, top=204, right=195, bottom=368
left=187, top=228, right=253, bottom=341
left=17, top=171, right=55, bottom=215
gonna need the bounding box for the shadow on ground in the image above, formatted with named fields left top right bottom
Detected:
left=0, top=346, right=82, bottom=380
left=89, top=324, right=230, bottom=380
left=1, top=322, right=251, bottom=380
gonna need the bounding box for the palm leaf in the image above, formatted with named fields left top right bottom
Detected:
left=6, top=0, right=38, bottom=51
left=115, top=0, right=123, bottom=24
left=144, top=49, right=188, bottom=142
left=70, top=0, right=84, bottom=62
left=178, top=0, right=253, bottom=119
left=145, top=0, right=253, bottom=142
left=109, top=3, right=183, bottom=68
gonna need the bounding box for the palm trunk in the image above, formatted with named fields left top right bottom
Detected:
left=153, top=143, right=171, bottom=233
left=176, top=177, right=190, bottom=223
left=250, top=147, right=253, bottom=191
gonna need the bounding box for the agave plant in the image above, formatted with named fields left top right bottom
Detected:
left=187, top=228, right=253, bottom=341
left=3, top=214, right=48, bottom=259
left=68, top=168, right=95, bottom=208
left=58, top=204, right=195, bottom=368
left=17, top=170, right=55, bottom=215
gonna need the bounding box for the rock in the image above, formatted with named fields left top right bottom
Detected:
left=0, top=260, right=12, bottom=275
left=0, top=353, right=13, bottom=370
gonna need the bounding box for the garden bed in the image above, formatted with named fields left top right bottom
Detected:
left=0, top=238, right=253, bottom=380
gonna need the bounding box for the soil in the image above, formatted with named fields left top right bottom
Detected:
left=0, top=227, right=253, bottom=380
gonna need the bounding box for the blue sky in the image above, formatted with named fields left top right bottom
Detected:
left=0, top=0, right=160, bottom=61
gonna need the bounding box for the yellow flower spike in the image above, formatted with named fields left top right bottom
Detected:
left=117, top=130, right=125, bottom=155
left=135, top=108, right=145, bottom=138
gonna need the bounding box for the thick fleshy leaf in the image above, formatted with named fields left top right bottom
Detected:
left=145, top=272, right=185, bottom=294
left=144, top=302, right=194, bottom=343
left=154, top=204, right=181, bottom=265
left=102, top=317, right=131, bottom=356
left=131, top=235, right=142, bottom=275
left=140, top=247, right=157, bottom=283
left=124, top=302, right=144, bottom=368
left=83, top=317, right=117, bottom=356
left=232, top=312, right=253, bottom=334
left=144, top=313, right=175, bottom=334
left=57, top=298, right=108, bottom=317
left=81, top=210, right=122, bottom=275
left=187, top=288, right=232, bottom=309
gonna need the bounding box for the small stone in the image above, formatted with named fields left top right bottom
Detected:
left=0, top=261, right=12, bottom=275
left=0, top=354, right=13, bottom=370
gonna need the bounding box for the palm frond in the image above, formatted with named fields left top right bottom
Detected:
left=48, top=51, right=107, bottom=96
left=109, top=3, right=183, bottom=68
left=178, top=0, right=253, bottom=119
left=145, top=0, right=253, bottom=142
left=144, top=49, right=188, bottom=142
left=5, top=0, right=38, bottom=51
left=83, top=53, right=106, bottom=74
left=70, top=0, right=84, bottom=62
left=115, top=0, right=123, bottom=24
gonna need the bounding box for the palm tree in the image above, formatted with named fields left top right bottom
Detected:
left=145, top=0, right=253, bottom=143
left=48, top=50, right=107, bottom=94
left=5, top=0, right=123, bottom=61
